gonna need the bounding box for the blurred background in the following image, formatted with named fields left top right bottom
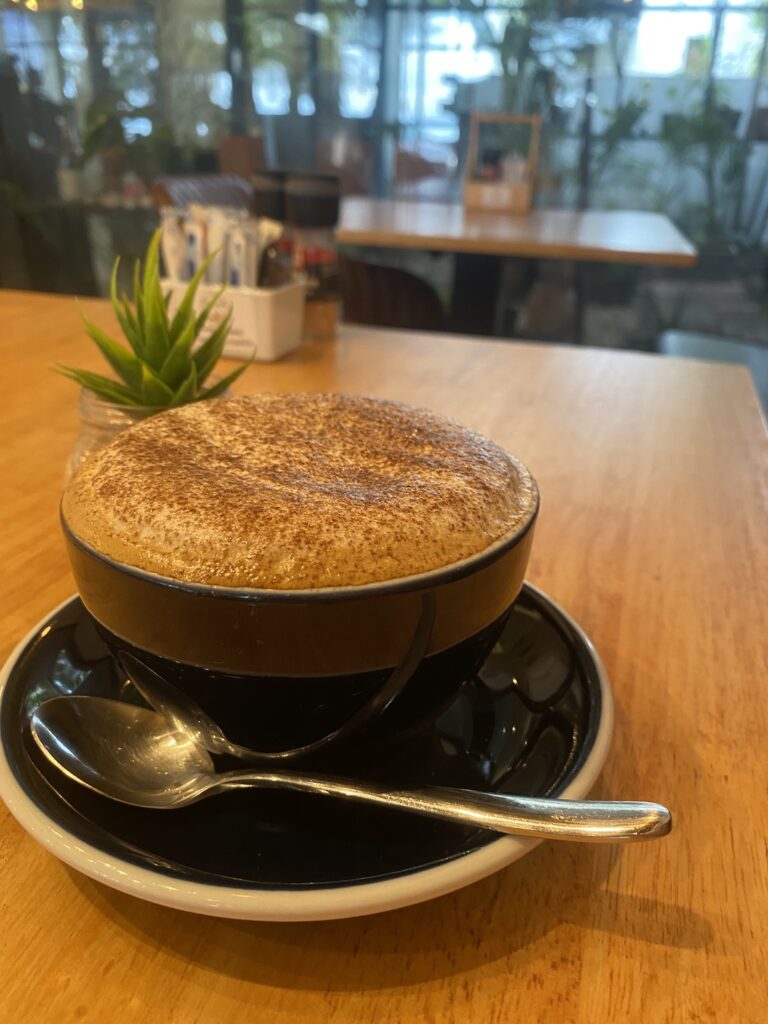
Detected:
left=3, top=0, right=768, bottom=365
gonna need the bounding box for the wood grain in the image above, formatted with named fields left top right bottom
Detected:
left=1, top=289, right=766, bottom=1023
left=337, top=198, right=699, bottom=266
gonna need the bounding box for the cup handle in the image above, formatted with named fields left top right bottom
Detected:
left=319, top=590, right=437, bottom=744
left=244, top=590, right=437, bottom=761
left=122, top=592, right=437, bottom=765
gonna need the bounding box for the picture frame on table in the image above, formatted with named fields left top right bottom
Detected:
left=464, top=113, right=541, bottom=215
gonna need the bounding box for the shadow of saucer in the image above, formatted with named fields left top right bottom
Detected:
left=66, top=823, right=712, bottom=993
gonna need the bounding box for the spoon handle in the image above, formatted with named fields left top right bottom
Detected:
left=216, top=771, right=672, bottom=843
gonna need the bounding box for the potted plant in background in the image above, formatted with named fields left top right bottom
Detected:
left=76, top=91, right=129, bottom=195
left=659, top=86, right=750, bottom=266
left=58, top=228, right=247, bottom=479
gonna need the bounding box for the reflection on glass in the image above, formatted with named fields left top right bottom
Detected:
left=297, top=91, right=316, bottom=116
left=208, top=70, right=232, bottom=109
left=252, top=60, right=290, bottom=115
left=627, top=12, right=715, bottom=75
left=715, top=13, right=766, bottom=78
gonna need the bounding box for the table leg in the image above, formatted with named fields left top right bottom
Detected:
left=449, top=253, right=502, bottom=336
left=573, top=261, right=586, bottom=345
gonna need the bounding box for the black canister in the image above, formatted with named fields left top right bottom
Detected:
left=285, top=174, right=341, bottom=340
left=252, top=171, right=296, bottom=286
left=284, top=173, right=340, bottom=229
left=251, top=170, right=287, bottom=221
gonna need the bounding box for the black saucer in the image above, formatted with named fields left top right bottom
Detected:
left=0, top=585, right=602, bottom=891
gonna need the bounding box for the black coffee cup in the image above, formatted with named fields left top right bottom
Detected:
left=61, top=498, right=537, bottom=764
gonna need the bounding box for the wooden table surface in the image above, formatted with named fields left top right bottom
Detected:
left=337, top=198, right=698, bottom=266
left=1, top=290, right=766, bottom=1023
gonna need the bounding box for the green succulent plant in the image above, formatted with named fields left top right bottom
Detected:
left=57, top=228, right=246, bottom=407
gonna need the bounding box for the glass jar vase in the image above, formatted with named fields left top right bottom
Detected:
left=65, top=389, right=161, bottom=482
left=66, top=382, right=234, bottom=482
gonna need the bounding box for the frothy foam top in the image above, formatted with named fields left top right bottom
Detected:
left=62, top=393, right=538, bottom=589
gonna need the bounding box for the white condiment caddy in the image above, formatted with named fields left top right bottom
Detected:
left=162, top=278, right=306, bottom=362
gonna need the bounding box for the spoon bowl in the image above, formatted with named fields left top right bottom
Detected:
left=31, top=696, right=215, bottom=807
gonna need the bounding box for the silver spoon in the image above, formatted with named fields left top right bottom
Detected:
left=29, top=696, right=672, bottom=843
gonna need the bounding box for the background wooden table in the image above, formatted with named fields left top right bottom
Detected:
left=338, top=198, right=698, bottom=265
left=338, top=198, right=698, bottom=339
left=1, top=290, right=766, bottom=1023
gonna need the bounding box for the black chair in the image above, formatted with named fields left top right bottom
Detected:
left=340, top=256, right=446, bottom=332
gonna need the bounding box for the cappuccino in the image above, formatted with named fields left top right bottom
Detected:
left=62, top=393, right=537, bottom=589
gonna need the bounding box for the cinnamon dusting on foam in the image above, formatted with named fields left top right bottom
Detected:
left=62, top=393, right=538, bottom=589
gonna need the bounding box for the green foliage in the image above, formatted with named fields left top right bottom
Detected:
left=593, top=99, right=649, bottom=184
left=659, top=99, right=750, bottom=240
left=56, top=229, right=246, bottom=408
left=75, top=91, right=126, bottom=169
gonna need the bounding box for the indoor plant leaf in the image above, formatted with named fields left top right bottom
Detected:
left=140, top=363, right=175, bottom=406
left=194, top=284, right=226, bottom=337
left=132, top=258, right=145, bottom=340
left=168, top=257, right=213, bottom=342
left=57, top=226, right=237, bottom=412
left=79, top=307, right=143, bottom=390
left=196, top=361, right=248, bottom=401
left=171, top=363, right=198, bottom=406
left=192, top=311, right=233, bottom=385
left=56, top=366, right=143, bottom=406
left=119, top=296, right=141, bottom=352
left=158, top=314, right=199, bottom=391
left=140, top=230, right=171, bottom=369
left=109, top=260, right=141, bottom=355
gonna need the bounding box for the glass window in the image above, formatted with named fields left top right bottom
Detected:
left=714, top=13, right=766, bottom=78
left=2, top=9, right=60, bottom=95
left=626, top=12, right=715, bottom=76
left=339, top=44, right=378, bottom=118
left=2, top=0, right=768, bottom=316
left=252, top=61, right=291, bottom=115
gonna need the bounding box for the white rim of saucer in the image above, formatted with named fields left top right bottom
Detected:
left=0, top=584, right=613, bottom=922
